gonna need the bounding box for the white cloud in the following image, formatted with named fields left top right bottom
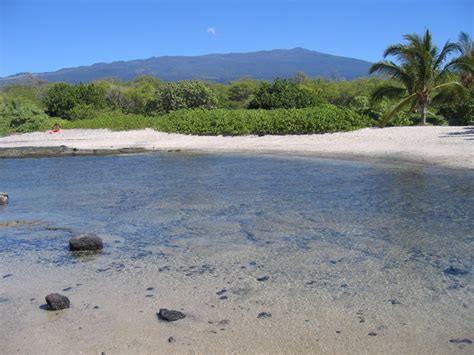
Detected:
left=206, top=27, right=217, bottom=36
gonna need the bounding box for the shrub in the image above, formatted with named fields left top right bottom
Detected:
left=155, top=104, right=371, bottom=135
left=68, top=104, right=101, bottom=121
left=248, top=78, right=322, bottom=109
left=0, top=100, right=51, bottom=134
left=75, top=83, right=107, bottom=109
left=151, top=81, right=219, bottom=113
left=438, top=91, right=474, bottom=126
left=62, top=110, right=155, bottom=130
left=43, top=83, right=77, bottom=118
left=43, top=82, right=107, bottom=119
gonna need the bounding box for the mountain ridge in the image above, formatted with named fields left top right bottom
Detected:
left=0, top=48, right=373, bottom=84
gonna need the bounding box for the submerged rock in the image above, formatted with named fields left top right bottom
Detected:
left=258, top=312, right=272, bottom=319
left=216, top=289, right=227, bottom=295
left=157, top=308, right=186, bottom=322
left=45, top=293, right=70, bottom=310
left=69, top=234, right=103, bottom=252
left=449, top=339, right=472, bottom=344
left=0, top=193, right=8, bottom=205
left=444, top=266, right=469, bottom=276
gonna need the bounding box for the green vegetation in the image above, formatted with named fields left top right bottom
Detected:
left=1, top=30, right=472, bottom=137
left=157, top=106, right=370, bottom=135
left=370, top=30, right=473, bottom=126
left=248, top=78, right=320, bottom=109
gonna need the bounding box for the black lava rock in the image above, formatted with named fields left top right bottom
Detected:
left=444, top=266, right=469, bottom=276
left=257, top=276, right=269, bottom=282
left=157, top=308, right=186, bottom=322
left=449, top=339, right=472, bottom=344
left=0, top=192, right=8, bottom=205
left=258, top=312, right=272, bottom=319
left=168, top=336, right=176, bottom=343
left=69, top=234, right=103, bottom=252
left=216, top=289, right=227, bottom=295
left=389, top=299, right=402, bottom=305
left=45, top=293, right=70, bottom=311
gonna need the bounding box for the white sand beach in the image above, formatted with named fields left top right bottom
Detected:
left=0, top=126, right=473, bottom=169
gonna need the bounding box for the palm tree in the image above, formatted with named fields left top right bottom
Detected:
left=370, top=29, right=469, bottom=126
left=453, top=32, right=473, bottom=87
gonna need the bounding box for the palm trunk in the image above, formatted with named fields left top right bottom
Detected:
left=421, top=103, right=427, bottom=125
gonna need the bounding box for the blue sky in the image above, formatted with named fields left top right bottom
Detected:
left=0, top=0, right=472, bottom=77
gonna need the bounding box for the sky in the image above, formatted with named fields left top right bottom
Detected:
left=0, top=0, right=472, bottom=77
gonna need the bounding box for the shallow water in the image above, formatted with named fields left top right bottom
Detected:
left=0, top=153, right=473, bottom=354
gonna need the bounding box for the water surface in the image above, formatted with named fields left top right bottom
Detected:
left=1, top=153, right=472, bottom=353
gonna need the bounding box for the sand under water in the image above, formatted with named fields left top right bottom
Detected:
left=0, top=153, right=473, bottom=354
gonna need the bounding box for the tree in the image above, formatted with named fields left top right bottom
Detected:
left=43, top=82, right=107, bottom=119
left=75, top=83, right=107, bottom=109
left=228, top=78, right=260, bottom=104
left=152, top=81, right=218, bottom=113
left=248, top=78, right=319, bottom=109
left=453, top=32, right=474, bottom=88
left=43, top=83, right=77, bottom=118
left=370, top=29, right=469, bottom=126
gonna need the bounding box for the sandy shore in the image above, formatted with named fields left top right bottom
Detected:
left=0, top=126, right=473, bottom=168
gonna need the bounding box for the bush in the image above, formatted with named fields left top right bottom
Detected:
left=151, top=81, right=218, bottom=113
left=75, top=83, right=107, bottom=109
left=0, top=100, right=52, bottom=134
left=68, top=104, right=101, bottom=121
left=438, top=91, right=474, bottom=125
left=155, top=105, right=371, bottom=135
left=43, top=82, right=107, bottom=119
left=43, top=83, right=77, bottom=118
left=248, top=79, right=321, bottom=109
left=62, top=110, right=156, bottom=130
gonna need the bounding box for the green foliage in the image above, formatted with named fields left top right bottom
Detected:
left=437, top=90, right=474, bottom=125
left=156, top=105, right=371, bottom=135
left=227, top=78, right=260, bottom=108
left=43, top=82, right=107, bottom=119
left=0, top=84, right=47, bottom=107
left=43, top=83, right=78, bottom=118
left=370, top=29, right=467, bottom=126
left=0, top=100, right=52, bottom=135
left=68, top=104, right=102, bottom=121
left=75, top=83, right=107, bottom=109
left=62, top=110, right=156, bottom=130
left=248, top=79, right=320, bottom=109
left=152, top=81, right=218, bottom=113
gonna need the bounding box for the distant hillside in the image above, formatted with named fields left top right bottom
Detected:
left=0, top=48, right=372, bottom=84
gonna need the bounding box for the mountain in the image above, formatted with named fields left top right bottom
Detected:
left=0, top=48, right=372, bottom=84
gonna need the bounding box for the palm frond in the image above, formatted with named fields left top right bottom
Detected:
left=431, top=81, right=468, bottom=103
left=458, top=32, right=473, bottom=56
left=434, top=42, right=461, bottom=70
left=369, top=61, right=414, bottom=88
left=379, top=93, right=417, bottom=127
left=370, top=85, right=406, bottom=103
